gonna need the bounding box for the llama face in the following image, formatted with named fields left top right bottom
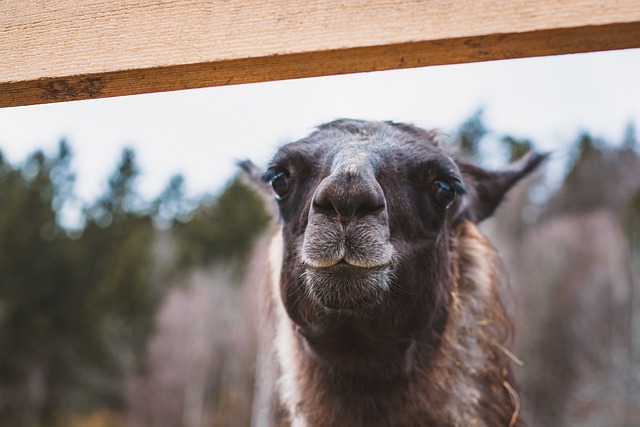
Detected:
left=261, top=120, right=466, bottom=318
left=253, top=119, right=546, bottom=331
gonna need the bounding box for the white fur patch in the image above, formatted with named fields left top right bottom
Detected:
left=269, top=229, right=308, bottom=427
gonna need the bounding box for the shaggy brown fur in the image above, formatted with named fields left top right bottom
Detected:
left=243, top=119, right=545, bottom=427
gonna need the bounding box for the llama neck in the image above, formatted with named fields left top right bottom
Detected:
left=269, top=222, right=520, bottom=426
left=296, top=314, right=429, bottom=378
left=274, top=308, right=445, bottom=426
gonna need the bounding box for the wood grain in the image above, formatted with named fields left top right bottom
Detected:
left=1, top=0, right=639, bottom=107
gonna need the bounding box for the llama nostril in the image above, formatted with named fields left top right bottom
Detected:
left=312, top=199, right=336, bottom=216
left=354, top=200, right=385, bottom=217
left=312, top=188, right=337, bottom=215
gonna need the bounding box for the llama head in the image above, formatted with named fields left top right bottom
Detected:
left=242, top=119, right=546, bottom=337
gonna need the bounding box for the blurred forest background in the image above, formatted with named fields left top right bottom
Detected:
left=1, top=111, right=639, bottom=427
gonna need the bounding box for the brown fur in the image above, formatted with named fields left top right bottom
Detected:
left=264, top=222, right=519, bottom=427
left=243, top=119, right=545, bottom=427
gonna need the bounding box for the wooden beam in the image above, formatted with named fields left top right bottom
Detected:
left=2, top=0, right=639, bottom=108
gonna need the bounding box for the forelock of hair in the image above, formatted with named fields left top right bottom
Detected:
left=313, top=119, right=444, bottom=149
left=387, top=122, right=444, bottom=147
left=315, top=119, right=371, bottom=135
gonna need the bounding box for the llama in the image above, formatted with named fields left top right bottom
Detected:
left=241, top=119, right=546, bottom=427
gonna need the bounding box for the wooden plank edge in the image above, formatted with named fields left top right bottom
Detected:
left=1, top=21, right=639, bottom=108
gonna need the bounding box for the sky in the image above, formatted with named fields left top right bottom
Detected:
left=1, top=48, right=639, bottom=218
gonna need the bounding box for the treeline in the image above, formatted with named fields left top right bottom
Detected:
left=470, top=117, right=640, bottom=427
left=0, top=143, right=268, bottom=426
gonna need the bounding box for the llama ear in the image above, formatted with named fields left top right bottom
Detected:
left=238, top=159, right=279, bottom=217
left=238, top=159, right=267, bottom=191
left=456, top=152, right=548, bottom=223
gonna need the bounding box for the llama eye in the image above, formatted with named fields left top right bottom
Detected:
left=432, top=180, right=456, bottom=210
left=270, top=171, right=290, bottom=200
